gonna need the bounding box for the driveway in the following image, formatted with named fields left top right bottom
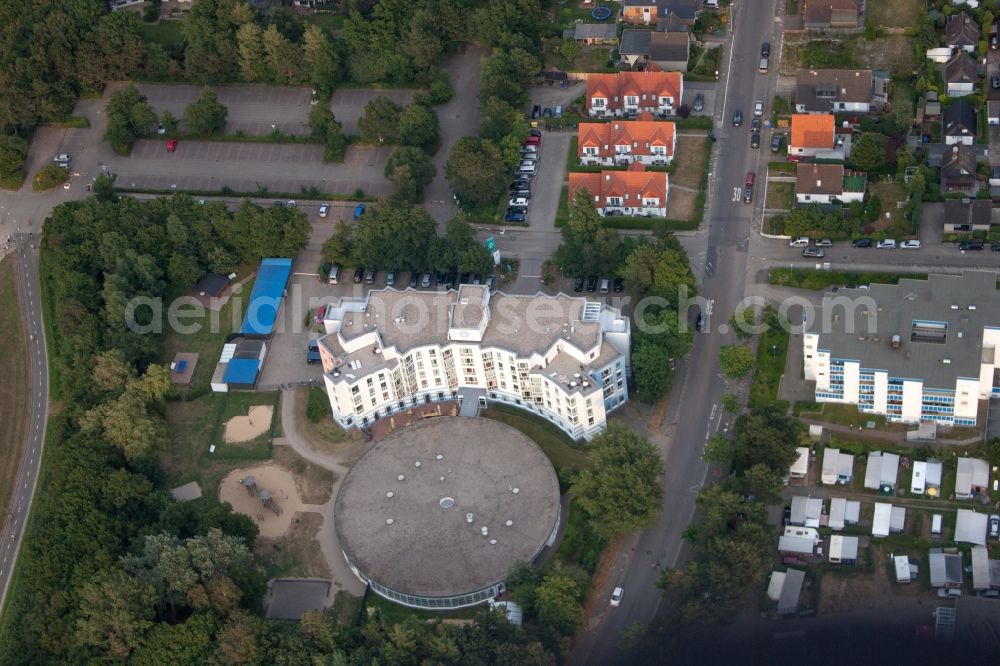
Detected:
left=683, top=81, right=718, bottom=116
left=529, top=80, right=587, bottom=111
left=137, top=83, right=313, bottom=136
left=109, top=140, right=392, bottom=196
left=329, top=88, right=417, bottom=135
left=425, top=46, right=491, bottom=225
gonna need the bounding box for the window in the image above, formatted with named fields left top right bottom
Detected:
left=593, top=98, right=606, bottom=108
left=607, top=196, right=623, bottom=206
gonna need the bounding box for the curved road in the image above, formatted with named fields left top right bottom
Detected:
left=0, top=234, right=48, bottom=610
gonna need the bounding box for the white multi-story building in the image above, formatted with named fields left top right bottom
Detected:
left=317, top=286, right=631, bottom=440
left=803, top=272, right=1000, bottom=427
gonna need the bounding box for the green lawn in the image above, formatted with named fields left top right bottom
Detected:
left=304, top=12, right=345, bottom=32
left=768, top=268, right=928, bottom=291
left=866, top=0, right=920, bottom=29
left=798, top=402, right=888, bottom=430
left=765, top=181, right=795, bottom=211
left=163, top=390, right=280, bottom=492
left=748, top=310, right=790, bottom=410
left=479, top=402, right=589, bottom=474
left=138, top=20, right=184, bottom=48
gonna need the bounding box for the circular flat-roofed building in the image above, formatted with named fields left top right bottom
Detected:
left=335, top=418, right=561, bottom=610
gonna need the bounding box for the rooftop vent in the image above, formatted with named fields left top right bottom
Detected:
left=466, top=513, right=474, bottom=523
left=439, top=497, right=455, bottom=509
left=892, top=335, right=901, bottom=348
left=415, top=461, right=422, bottom=468
left=398, top=474, right=405, bottom=481
left=435, top=454, right=443, bottom=460
left=386, top=518, right=394, bottom=525
left=505, top=520, right=513, bottom=527
left=386, top=492, right=394, bottom=498
left=512, top=487, right=520, bottom=495
left=942, top=359, right=951, bottom=364
left=489, top=539, right=498, bottom=545
left=481, top=527, right=489, bottom=537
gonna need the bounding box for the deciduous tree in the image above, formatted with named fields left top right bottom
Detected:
left=183, top=88, right=228, bottom=135
left=719, top=345, right=754, bottom=378
left=445, top=137, right=508, bottom=208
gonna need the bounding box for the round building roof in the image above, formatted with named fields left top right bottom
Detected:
left=335, top=417, right=561, bottom=600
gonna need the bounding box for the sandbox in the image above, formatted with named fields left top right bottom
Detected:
left=218, top=463, right=305, bottom=538
left=223, top=405, right=273, bottom=443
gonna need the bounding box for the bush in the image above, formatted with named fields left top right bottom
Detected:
left=719, top=345, right=754, bottom=378
left=31, top=163, right=68, bottom=191
left=427, top=70, right=454, bottom=104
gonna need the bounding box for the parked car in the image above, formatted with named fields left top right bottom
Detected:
left=353, top=267, right=364, bottom=283
left=53, top=153, right=71, bottom=164
left=166, top=139, right=178, bottom=152
left=789, top=237, right=810, bottom=247
left=364, top=268, right=376, bottom=284
left=990, top=515, right=1000, bottom=539
left=511, top=189, right=531, bottom=200
left=523, top=135, right=541, bottom=146
left=900, top=240, right=922, bottom=249
left=306, top=350, right=322, bottom=364
left=802, top=246, right=825, bottom=258
left=758, top=57, right=769, bottom=73
left=554, top=105, right=563, bottom=117
left=586, top=275, right=598, bottom=292
left=852, top=238, right=873, bottom=248
left=782, top=506, right=792, bottom=526
left=574, top=275, right=585, bottom=292
left=531, top=105, right=541, bottom=119
left=610, top=587, right=624, bottom=607
left=816, top=238, right=833, bottom=247
left=750, top=133, right=760, bottom=148
left=286, top=200, right=296, bottom=208
left=519, top=152, right=539, bottom=162
left=761, top=41, right=771, bottom=58
left=991, top=243, right=1000, bottom=251
left=992, top=73, right=1000, bottom=89
left=770, top=134, right=784, bottom=152
left=528, top=129, right=542, bottom=137
left=520, top=143, right=538, bottom=153
left=504, top=210, right=526, bottom=223
left=63, top=180, right=70, bottom=190
left=421, top=272, right=432, bottom=288
left=959, top=240, right=984, bottom=250
left=732, top=109, right=743, bottom=126
left=750, top=117, right=762, bottom=132
left=613, top=277, right=624, bottom=293
left=353, top=204, right=366, bottom=220
left=542, top=107, right=552, bottom=118
left=318, top=203, right=330, bottom=218
left=408, top=272, right=419, bottom=288
left=743, top=172, right=754, bottom=203
left=272, top=200, right=284, bottom=208
left=511, top=178, right=531, bottom=190
left=876, top=239, right=896, bottom=249
left=509, top=197, right=529, bottom=207
left=693, top=93, right=704, bottom=112
left=753, top=100, right=764, bottom=116
left=386, top=271, right=396, bottom=286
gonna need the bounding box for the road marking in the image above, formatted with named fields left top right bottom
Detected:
left=732, top=187, right=740, bottom=202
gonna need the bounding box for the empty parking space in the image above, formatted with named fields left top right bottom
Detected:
left=330, top=89, right=417, bottom=135
left=111, top=141, right=393, bottom=196
left=136, top=83, right=312, bottom=136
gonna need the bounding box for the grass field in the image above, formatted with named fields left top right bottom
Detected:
left=480, top=402, right=589, bottom=474
left=0, top=258, right=28, bottom=529
left=866, top=0, right=920, bottom=28
left=748, top=310, right=790, bottom=410
left=163, top=390, right=280, bottom=492
left=138, top=20, right=184, bottom=48
left=673, top=134, right=709, bottom=189
left=765, top=181, right=795, bottom=211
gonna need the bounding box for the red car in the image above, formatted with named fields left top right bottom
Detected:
left=314, top=305, right=326, bottom=324
left=166, top=139, right=178, bottom=152
left=523, top=136, right=541, bottom=146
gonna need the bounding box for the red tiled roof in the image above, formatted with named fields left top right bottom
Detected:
left=790, top=114, right=835, bottom=149
left=577, top=115, right=676, bottom=159
left=587, top=70, right=683, bottom=112
left=568, top=163, right=669, bottom=205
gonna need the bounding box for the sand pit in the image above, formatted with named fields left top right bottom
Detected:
left=219, top=463, right=306, bottom=538
left=224, top=405, right=273, bottom=443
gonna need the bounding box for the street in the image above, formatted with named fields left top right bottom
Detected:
left=570, top=2, right=782, bottom=662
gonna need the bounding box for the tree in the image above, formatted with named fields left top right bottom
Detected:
left=0, top=134, right=29, bottom=186
left=618, top=234, right=696, bottom=308
left=779, top=204, right=849, bottom=237
left=479, top=47, right=540, bottom=108
left=732, top=406, right=801, bottom=474
left=262, top=24, right=301, bottom=84
left=105, top=84, right=157, bottom=148
left=236, top=22, right=268, bottom=82
left=573, top=422, right=663, bottom=538
left=445, top=137, right=508, bottom=208
left=74, top=12, right=147, bottom=89
left=352, top=205, right=437, bottom=271
left=554, top=189, right=622, bottom=276
left=479, top=97, right=529, bottom=142
left=734, top=463, right=784, bottom=505
left=535, top=574, right=583, bottom=635
left=358, top=97, right=404, bottom=144
left=183, top=87, right=228, bottom=135
left=719, top=345, right=754, bottom=378
left=850, top=132, right=887, bottom=172
left=322, top=221, right=354, bottom=266
left=75, top=569, right=156, bottom=659
left=398, top=102, right=440, bottom=152
left=722, top=393, right=741, bottom=413
left=309, top=105, right=347, bottom=161
left=702, top=434, right=733, bottom=468
left=302, top=24, right=342, bottom=95
left=729, top=307, right=759, bottom=339
left=32, top=163, right=69, bottom=192
left=631, top=307, right=693, bottom=403
left=385, top=146, right=436, bottom=203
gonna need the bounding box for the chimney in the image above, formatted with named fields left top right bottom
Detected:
left=891, top=335, right=901, bottom=348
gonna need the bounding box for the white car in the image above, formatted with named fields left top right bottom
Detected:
left=53, top=153, right=71, bottom=163
left=508, top=197, right=529, bottom=207
left=789, top=237, right=810, bottom=248
left=610, top=587, right=624, bottom=607
left=287, top=200, right=296, bottom=208
left=62, top=181, right=70, bottom=190
left=900, top=240, right=921, bottom=249
left=318, top=203, right=330, bottom=218
left=753, top=100, right=764, bottom=116
left=876, top=239, right=896, bottom=249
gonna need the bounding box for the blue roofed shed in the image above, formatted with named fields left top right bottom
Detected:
left=224, top=358, right=262, bottom=387
left=239, top=258, right=293, bottom=336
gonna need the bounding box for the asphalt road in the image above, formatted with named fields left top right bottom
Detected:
left=570, top=2, right=781, bottom=662
left=0, top=235, right=48, bottom=611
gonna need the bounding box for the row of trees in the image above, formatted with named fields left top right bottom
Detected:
left=106, top=85, right=228, bottom=152
left=445, top=0, right=543, bottom=210
left=555, top=190, right=698, bottom=403
left=661, top=406, right=802, bottom=624
left=322, top=209, right=493, bottom=276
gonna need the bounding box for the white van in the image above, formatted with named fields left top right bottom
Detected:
left=328, top=264, right=341, bottom=285
left=789, top=237, right=810, bottom=247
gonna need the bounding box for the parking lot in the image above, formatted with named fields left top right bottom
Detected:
left=682, top=82, right=718, bottom=116
left=137, top=83, right=313, bottom=136
left=330, top=89, right=417, bottom=135
left=111, top=140, right=393, bottom=196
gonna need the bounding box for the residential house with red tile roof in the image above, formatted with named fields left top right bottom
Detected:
left=622, top=0, right=703, bottom=26
left=577, top=113, right=677, bottom=166
left=569, top=163, right=670, bottom=217
left=587, top=69, right=684, bottom=117
left=789, top=114, right=835, bottom=160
